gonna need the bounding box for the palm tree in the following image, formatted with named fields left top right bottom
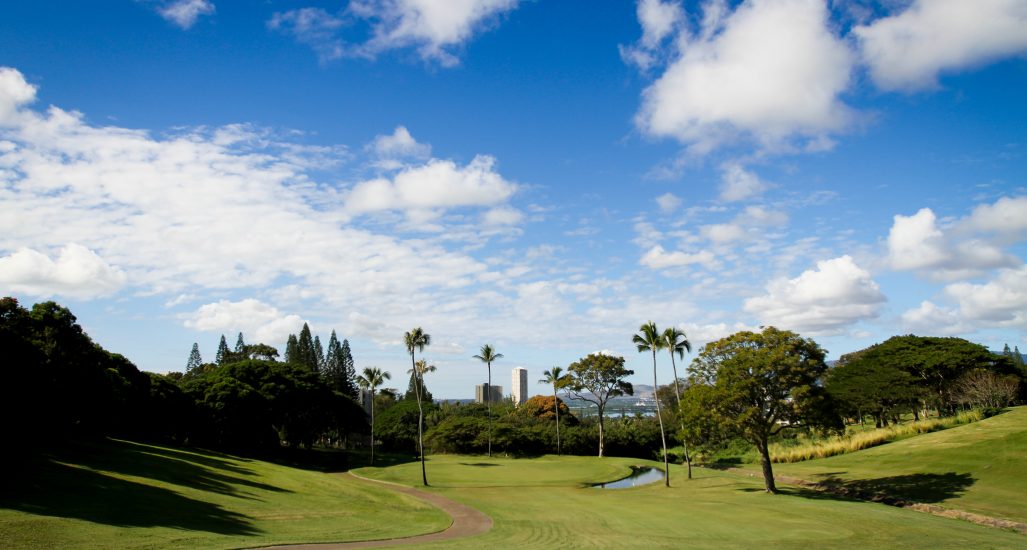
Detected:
left=662, top=326, right=693, bottom=479
left=473, top=344, right=503, bottom=457
left=356, top=367, right=390, bottom=465
left=404, top=327, right=431, bottom=486
left=634, top=321, right=670, bottom=487
left=539, top=367, right=570, bottom=455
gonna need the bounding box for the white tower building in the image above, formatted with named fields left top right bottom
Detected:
left=512, top=367, right=528, bottom=406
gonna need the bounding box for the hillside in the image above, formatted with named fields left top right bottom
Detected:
left=775, top=406, right=1027, bottom=523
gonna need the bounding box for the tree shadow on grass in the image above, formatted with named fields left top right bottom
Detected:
left=1, top=459, right=259, bottom=535
left=458, top=462, right=501, bottom=467
left=778, top=472, right=976, bottom=506
left=61, top=439, right=290, bottom=500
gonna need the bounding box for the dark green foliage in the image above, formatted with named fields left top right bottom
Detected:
left=321, top=331, right=354, bottom=396
left=374, top=399, right=426, bottom=453
left=340, top=339, right=356, bottom=396
left=215, top=335, right=229, bottom=365
left=404, top=370, right=433, bottom=402
left=234, top=333, right=245, bottom=353
left=284, top=334, right=299, bottom=365
left=313, top=335, right=324, bottom=373
left=827, top=358, right=921, bottom=426
left=686, top=327, right=841, bottom=493
left=297, top=323, right=315, bottom=371
left=187, top=343, right=202, bottom=372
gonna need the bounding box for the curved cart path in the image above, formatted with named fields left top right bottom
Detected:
left=255, top=472, right=493, bottom=549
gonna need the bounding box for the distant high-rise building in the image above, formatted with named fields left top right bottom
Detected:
left=475, top=383, right=503, bottom=404
left=512, top=367, right=528, bottom=406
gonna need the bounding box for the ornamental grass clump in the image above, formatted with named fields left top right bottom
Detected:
left=770, top=409, right=983, bottom=463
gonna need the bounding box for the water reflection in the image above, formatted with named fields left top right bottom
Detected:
left=592, top=467, right=665, bottom=489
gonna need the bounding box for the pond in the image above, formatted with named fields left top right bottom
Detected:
left=591, top=466, right=665, bottom=489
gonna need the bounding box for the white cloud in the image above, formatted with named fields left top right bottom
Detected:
left=352, top=0, right=520, bottom=66
left=634, top=0, right=854, bottom=154
left=887, top=207, right=1019, bottom=279
left=268, top=8, right=346, bottom=63
left=640, top=245, right=716, bottom=270
left=184, top=299, right=305, bottom=345
left=855, top=0, right=1027, bottom=92
left=698, top=205, right=788, bottom=244
left=620, top=0, right=685, bottom=70
left=158, top=0, right=215, bottom=30
left=900, top=300, right=969, bottom=336
left=0, top=244, right=126, bottom=299
left=482, top=206, right=523, bottom=226
left=656, top=192, right=682, bottom=214
left=960, top=195, right=1027, bottom=240
left=368, top=125, right=431, bottom=168
left=744, top=255, right=885, bottom=334
left=945, top=266, right=1027, bottom=328
left=0, top=67, right=36, bottom=125
left=719, top=163, right=772, bottom=202
left=344, top=155, right=517, bottom=218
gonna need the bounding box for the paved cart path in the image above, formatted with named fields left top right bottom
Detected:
left=255, top=472, right=493, bottom=549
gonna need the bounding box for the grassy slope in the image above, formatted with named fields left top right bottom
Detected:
left=773, top=405, right=1027, bottom=523
left=356, top=454, right=1026, bottom=549
left=0, top=439, right=449, bottom=550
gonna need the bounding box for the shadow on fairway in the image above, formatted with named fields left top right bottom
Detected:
left=780, top=472, right=976, bottom=505
left=459, top=462, right=501, bottom=467
left=1, top=458, right=259, bottom=535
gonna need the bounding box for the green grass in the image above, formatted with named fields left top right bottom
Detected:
left=0, top=439, right=449, bottom=550
left=770, top=409, right=983, bottom=463
left=356, top=454, right=1026, bottom=548
left=773, top=406, right=1027, bottom=523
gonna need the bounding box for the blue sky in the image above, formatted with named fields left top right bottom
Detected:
left=1, top=0, right=1025, bottom=399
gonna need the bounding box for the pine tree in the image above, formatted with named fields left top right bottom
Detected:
left=284, top=334, right=299, bottom=364
left=1015, top=346, right=1025, bottom=372
left=1003, top=343, right=1013, bottom=359
left=186, top=343, right=202, bottom=372
left=313, top=335, right=325, bottom=373
left=341, top=338, right=356, bottom=396
left=215, top=335, right=229, bottom=365
left=404, top=369, right=432, bottom=402
left=235, top=332, right=246, bottom=353
left=298, top=323, right=315, bottom=371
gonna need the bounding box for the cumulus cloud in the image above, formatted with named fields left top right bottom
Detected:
left=620, top=0, right=685, bottom=70
left=0, top=244, right=126, bottom=299
left=0, top=67, right=37, bottom=125
left=854, top=0, right=1027, bottom=91
left=272, top=0, right=520, bottom=66
left=960, top=196, right=1027, bottom=240
left=633, top=0, right=854, bottom=154
left=719, top=163, right=772, bottom=202
left=887, top=206, right=1019, bottom=280
left=158, top=0, right=215, bottom=29
left=367, top=125, right=432, bottom=169
left=640, top=245, right=717, bottom=270
left=344, top=155, right=517, bottom=218
left=481, top=206, right=523, bottom=226
left=900, top=300, right=969, bottom=336
left=184, top=299, right=306, bottom=345
left=945, top=266, right=1027, bottom=329
left=744, top=255, right=885, bottom=334
left=656, top=192, right=682, bottom=214
left=699, top=205, right=788, bottom=244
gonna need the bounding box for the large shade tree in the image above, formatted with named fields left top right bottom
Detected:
left=539, top=366, right=571, bottom=455
left=566, top=353, right=634, bottom=457
left=662, top=326, right=693, bottom=479
left=685, top=327, right=841, bottom=493
left=356, top=367, right=390, bottom=465
left=473, top=344, right=503, bottom=457
left=404, top=327, right=431, bottom=486
left=634, top=321, right=670, bottom=487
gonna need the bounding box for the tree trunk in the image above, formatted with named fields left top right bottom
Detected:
left=487, top=362, right=492, bottom=458
left=597, top=405, right=605, bottom=457
left=669, top=352, right=692, bottom=480
left=554, top=390, right=561, bottom=455
left=652, top=350, right=670, bottom=487
left=412, top=352, right=428, bottom=486
left=370, top=391, right=375, bottom=465
left=757, top=440, right=777, bottom=494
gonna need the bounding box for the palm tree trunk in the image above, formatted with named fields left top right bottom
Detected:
left=487, top=362, right=492, bottom=458
left=669, top=353, right=692, bottom=480
left=554, top=389, right=561, bottom=455
left=412, top=352, right=428, bottom=486
left=370, top=390, right=375, bottom=465
left=653, top=350, right=670, bottom=487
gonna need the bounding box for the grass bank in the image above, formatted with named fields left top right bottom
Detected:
left=0, top=439, right=448, bottom=550
left=775, top=406, right=1027, bottom=523
left=770, top=409, right=983, bottom=463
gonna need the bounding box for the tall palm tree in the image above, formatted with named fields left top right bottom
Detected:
left=539, top=367, right=570, bottom=455
left=634, top=321, right=670, bottom=487
left=404, top=327, right=431, bottom=486
left=662, top=326, right=694, bottom=479
left=473, top=344, right=503, bottom=457
left=356, top=367, right=390, bottom=465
